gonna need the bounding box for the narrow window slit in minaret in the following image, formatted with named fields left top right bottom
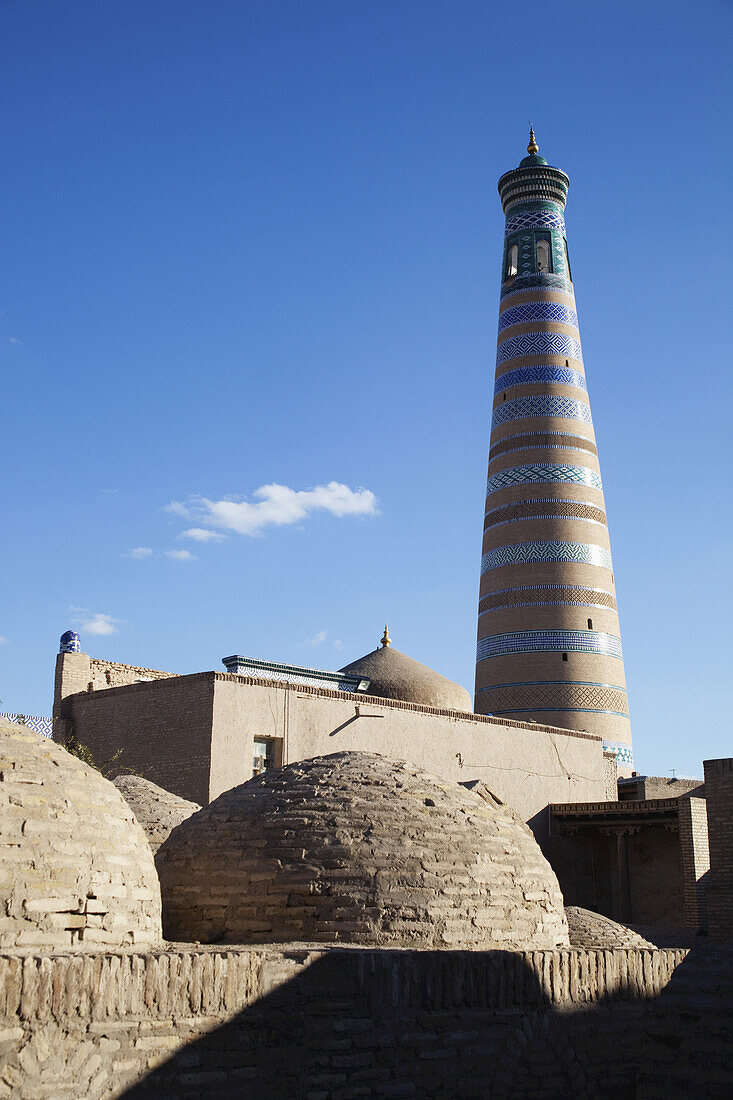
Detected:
left=587, top=618, right=593, bottom=630
left=562, top=653, right=568, bottom=662
left=502, top=393, right=506, bottom=402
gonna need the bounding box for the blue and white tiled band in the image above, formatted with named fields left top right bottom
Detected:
left=494, top=364, right=587, bottom=395
left=497, top=332, right=583, bottom=366
left=492, top=395, right=592, bottom=428
left=486, top=464, right=603, bottom=494
left=602, top=740, right=634, bottom=766
left=481, top=541, right=613, bottom=573
left=476, top=630, right=623, bottom=662
left=478, top=583, right=616, bottom=613
left=504, top=210, right=566, bottom=236
left=498, top=301, right=578, bottom=332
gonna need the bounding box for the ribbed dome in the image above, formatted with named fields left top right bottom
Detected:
left=339, top=631, right=472, bottom=712
left=157, top=751, right=569, bottom=949
left=0, top=718, right=161, bottom=949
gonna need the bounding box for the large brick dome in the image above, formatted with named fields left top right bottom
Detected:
left=0, top=718, right=161, bottom=950
left=157, top=751, right=569, bottom=949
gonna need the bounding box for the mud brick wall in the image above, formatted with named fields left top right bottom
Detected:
left=678, top=796, right=710, bottom=929
left=704, top=757, right=733, bottom=942
left=0, top=945, right=704, bottom=1099
left=58, top=675, right=215, bottom=807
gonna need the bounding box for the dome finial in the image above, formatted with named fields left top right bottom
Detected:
left=381, top=623, right=391, bottom=648
left=527, top=124, right=539, bottom=156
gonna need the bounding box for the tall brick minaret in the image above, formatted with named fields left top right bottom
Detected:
left=474, top=130, right=633, bottom=771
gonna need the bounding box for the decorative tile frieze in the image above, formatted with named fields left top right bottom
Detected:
left=504, top=210, right=567, bottom=237
left=492, top=395, right=593, bottom=427
left=494, top=364, right=586, bottom=395
left=481, top=540, right=613, bottom=574
left=602, top=740, right=634, bottom=765
left=479, top=584, right=617, bottom=613
left=486, top=464, right=603, bottom=495
left=489, top=431, right=597, bottom=461
left=498, top=302, right=577, bottom=332
left=0, top=712, right=53, bottom=737
left=501, top=273, right=573, bottom=299
left=476, top=629, right=623, bottom=662
left=484, top=499, right=608, bottom=529
left=477, top=682, right=629, bottom=717
left=497, top=332, right=583, bottom=366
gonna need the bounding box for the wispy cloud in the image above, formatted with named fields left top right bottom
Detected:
left=181, top=527, right=224, bottom=542
left=305, top=630, right=328, bottom=647
left=0, top=635, right=8, bottom=645
left=164, top=549, right=196, bottom=561
left=126, top=547, right=154, bottom=559
left=173, top=481, right=377, bottom=540
left=7, top=337, right=21, bottom=345
left=70, top=609, right=121, bottom=636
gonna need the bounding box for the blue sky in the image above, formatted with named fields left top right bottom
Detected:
left=1, top=0, right=731, bottom=777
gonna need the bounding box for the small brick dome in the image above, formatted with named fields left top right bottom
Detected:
left=565, top=907, right=656, bottom=949
left=113, top=775, right=200, bottom=856
left=339, top=634, right=472, bottom=713
left=0, top=718, right=161, bottom=949
left=157, top=751, right=569, bottom=949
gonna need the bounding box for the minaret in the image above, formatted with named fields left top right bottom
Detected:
left=474, top=130, right=633, bottom=771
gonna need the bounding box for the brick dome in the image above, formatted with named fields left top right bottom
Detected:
left=157, top=751, right=569, bottom=949
left=338, top=632, right=472, bottom=712
left=565, top=907, right=656, bottom=949
left=0, top=718, right=161, bottom=949
left=113, top=774, right=201, bottom=856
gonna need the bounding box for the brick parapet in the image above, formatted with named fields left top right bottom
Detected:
left=0, top=944, right=696, bottom=1099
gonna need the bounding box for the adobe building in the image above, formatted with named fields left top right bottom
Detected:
left=52, top=628, right=613, bottom=849
left=475, top=130, right=632, bottom=771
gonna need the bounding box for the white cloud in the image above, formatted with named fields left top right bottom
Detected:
left=333, top=639, right=343, bottom=651
left=164, top=549, right=196, bottom=561
left=305, top=630, right=328, bottom=647
left=126, top=547, right=154, bottom=559
left=0, top=635, right=8, bottom=645
left=164, top=501, right=190, bottom=518
left=176, top=481, right=378, bottom=540
left=78, top=612, right=119, bottom=636
left=8, top=337, right=20, bottom=345
left=182, top=527, right=225, bottom=542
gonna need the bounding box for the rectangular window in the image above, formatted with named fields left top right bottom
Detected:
left=253, top=737, right=276, bottom=777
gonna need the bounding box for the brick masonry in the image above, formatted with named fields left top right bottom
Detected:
left=0, top=719, right=161, bottom=951
left=703, top=757, right=733, bottom=942
left=1, top=944, right=718, bottom=1100
left=156, top=753, right=569, bottom=950
left=678, top=796, right=710, bottom=930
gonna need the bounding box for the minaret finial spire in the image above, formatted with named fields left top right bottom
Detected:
left=381, top=623, right=391, bottom=648
left=527, top=125, right=539, bottom=156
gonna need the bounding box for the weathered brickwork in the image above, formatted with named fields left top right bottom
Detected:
left=0, top=945, right=706, bottom=1100
left=703, top=757, right=733, bottom=942
left=55, top=672, right=215, bottom=807
left=0, top=719, right=161, bottom=951
left=157, top=754, right=570, bottom=950
left=678, top=796, right=710, bottom=930
left=565, top=906, right=655, bottom=948
left=112, top=776, right=201, bottom=856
